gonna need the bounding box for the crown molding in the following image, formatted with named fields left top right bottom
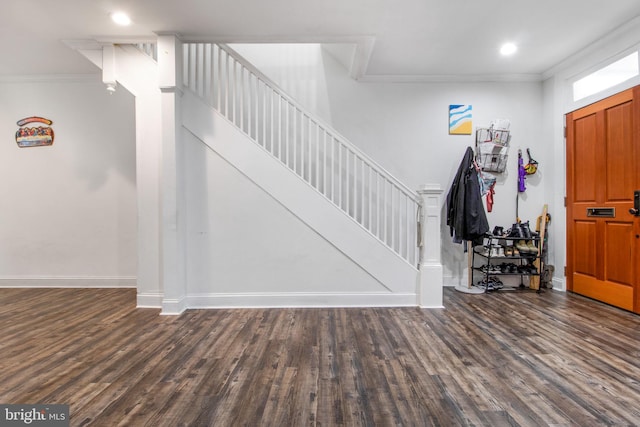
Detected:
left=357, top=73, right=543, bottom=83
left=542, top=15, right=640, bottom=80
left=0, top=73, right=100, bottom=83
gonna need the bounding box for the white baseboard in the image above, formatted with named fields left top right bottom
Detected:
left=185, top=292, right=417, bottom=309
left=137, top=292, right=164, bottom=308
left=161, top=297, right=188, bottom=315
left=551, top=277, right=565, bottom=291
left=0, top=276, right=136, bottom=288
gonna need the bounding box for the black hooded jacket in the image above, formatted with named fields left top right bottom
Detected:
left=446, top=147, right=489, bottom=245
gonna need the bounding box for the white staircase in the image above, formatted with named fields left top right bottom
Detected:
left=182, top=43, right=421, bottom=269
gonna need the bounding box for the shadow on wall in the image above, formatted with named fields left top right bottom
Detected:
left=68, top=82, right=136, bottom=190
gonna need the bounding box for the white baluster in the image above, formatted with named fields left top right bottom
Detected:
left=338, top=143, right=343, bottom=210
left=368, top=166, right=372, bottom=232
left=204, top=44, right=212, bottom=105
left=251, top=74, right=264, bottom=146
left=269, top=89, right=274, bottom=155
left=238, top=61, right=243, bottom=129
left=314, top=122, right=319, bottom=188
left=285, top=102, right=290, bottom=168
left=346, top=148, right=351, bottom=214
left=196, top=43, right=204, bottom=97
left=278, top=97, right=283, bottom=162
left=182, top=44, right=188, bottom=88
left=360, top=161, right=365, bottom=228
left=296, top=110, right=301, bottom=178
left=217, top=45, right=223, bottom=113
left=322, top=130, right=328, bottom=197
left=256, top=80, right=267, bottom=148
left=189, top=44, right=196, bottom=93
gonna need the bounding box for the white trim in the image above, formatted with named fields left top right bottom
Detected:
left=0, top=276, right=136, bottom=288
left=137, top=292, right=164, bottom=308
left=543, top=15, right=640, bottom=81
left=551, top=277, right=566, bottom=292
left=185, top=292, right=417, bottom=309
left=161, top=297, right=187, bottom=315
left=0, top=74, right=99, bottom=83
left=358, top=73, right=542, bottom=83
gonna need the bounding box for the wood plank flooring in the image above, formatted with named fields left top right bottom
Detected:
left=1, top=287, right=640, bottom=426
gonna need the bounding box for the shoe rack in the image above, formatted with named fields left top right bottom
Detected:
left=470, top=226, right=542, bottom=292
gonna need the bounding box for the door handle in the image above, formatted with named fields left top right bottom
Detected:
left=630, top=190, right=640, bottom=216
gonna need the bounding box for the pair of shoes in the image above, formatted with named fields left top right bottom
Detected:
left=517, top=264, right=538, bottom=274
left=481, top=265, right=501, bottom=274
left=516, top=240, right=539, bottom=255
left=521, top=221, right=540, bottom=239
left=506, top=223, right=524, bottom=238
left=500, top=263, right=518, bottom=273
left=484, top=276, right=504, bottom=291
left=516, top=240, right=530, bottom=254
left=480, top=265, right=492, bottom=273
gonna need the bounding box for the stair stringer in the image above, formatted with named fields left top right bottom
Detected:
left=182, top=90, right=418, bottom=296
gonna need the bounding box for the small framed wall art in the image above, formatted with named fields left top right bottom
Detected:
left=449, top=105, right=472, bottom=135
left=15, top=116, right=54, bottom=147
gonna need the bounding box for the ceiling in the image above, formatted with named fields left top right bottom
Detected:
left=2, top=0, right=640, bottom=79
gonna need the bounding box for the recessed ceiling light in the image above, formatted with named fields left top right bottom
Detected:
left=500, top=43, right=517, bottom=56
left=111, top=11, right=131, bottom=26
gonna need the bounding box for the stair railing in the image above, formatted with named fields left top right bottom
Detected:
left=182, top=42, right=420, bottom=266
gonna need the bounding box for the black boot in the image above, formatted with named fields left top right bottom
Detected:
left=507, top=222, right=524, bottom=238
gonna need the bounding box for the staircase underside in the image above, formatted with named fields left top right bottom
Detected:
left=182, top=90, right=419, bottom=305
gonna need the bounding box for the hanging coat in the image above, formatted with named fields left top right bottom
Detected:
left=446, top=147, right=490, bottom=245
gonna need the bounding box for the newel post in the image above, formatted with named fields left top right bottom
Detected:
left=416, top=184, right=444, bottom=308
left=158, top=34, right=187, bottom=315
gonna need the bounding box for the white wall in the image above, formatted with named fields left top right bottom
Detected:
left=231, top=44, right=546, bottom=286
left=0, top=79, right=137, bottom=286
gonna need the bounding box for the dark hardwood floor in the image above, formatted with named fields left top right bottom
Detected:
left=1, top=287, right=639, bottom=426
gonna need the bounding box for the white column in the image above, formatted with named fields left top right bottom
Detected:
left=416, top=184, right=444, bottom=308
left=158, top=34, right=187, bottom=315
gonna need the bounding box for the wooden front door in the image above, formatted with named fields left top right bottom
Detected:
left=566, top=86, right=640, bottom=314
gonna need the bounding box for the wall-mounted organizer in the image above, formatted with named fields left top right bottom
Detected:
left=475, top=120, right=510, bottom=173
